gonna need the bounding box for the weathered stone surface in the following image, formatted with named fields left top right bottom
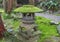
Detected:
left=17, top=28, right=41, bottom=42
left=16, top=12, right=41, bottom=42
left=57, top=25, right=60, bottom=34
left=43, top=36, right=60, bottom=42
left=50, top=21, right=59, bottom=25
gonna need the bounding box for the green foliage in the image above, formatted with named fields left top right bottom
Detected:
left=2, top=13, right=20, bottom=32
left=4, top=31, right=12, bottom=38
left=0, top=0, right=2, bottom=3
left=14, top=5, right=43, bottom=13
left=2, top=13, right=11, bottom=19
left=39, top=0, right=60, bottom=11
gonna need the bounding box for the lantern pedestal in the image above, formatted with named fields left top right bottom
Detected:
left=17, top=13, right=41, bottom=42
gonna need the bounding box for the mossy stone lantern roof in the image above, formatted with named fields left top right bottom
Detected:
left=14, top=5, right=43, bottom=13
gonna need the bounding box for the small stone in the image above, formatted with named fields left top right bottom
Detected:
left=7, top=28, right=13, bottom=33
left=50, top=21, right=59, bottom=25
left=7, top=29, right=13, bottom=32
left=4, top=24, right=7, bottom=27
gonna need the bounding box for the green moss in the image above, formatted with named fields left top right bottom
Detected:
left=35, top=16, right=58, bottom=42
left=14, top=5, right=43, bottom=13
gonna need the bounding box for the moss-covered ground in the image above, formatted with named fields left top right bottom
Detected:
left=35, top=16, right=58, bottom=42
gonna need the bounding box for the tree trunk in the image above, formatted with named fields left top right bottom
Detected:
left=3, top=0, right=7, bottom=12
left=3, top=0, right=15, bottom=13
left=7, top=0, right=14, bottom=13
left=0, top=14, right=6, bottom=38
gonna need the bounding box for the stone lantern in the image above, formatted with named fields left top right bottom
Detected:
left=14, top=5, right=43, bottom=42
left=0, top=9, right=6, bottom=38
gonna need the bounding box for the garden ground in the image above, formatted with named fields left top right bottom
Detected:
left=0, top=13, right=59, bottom=42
